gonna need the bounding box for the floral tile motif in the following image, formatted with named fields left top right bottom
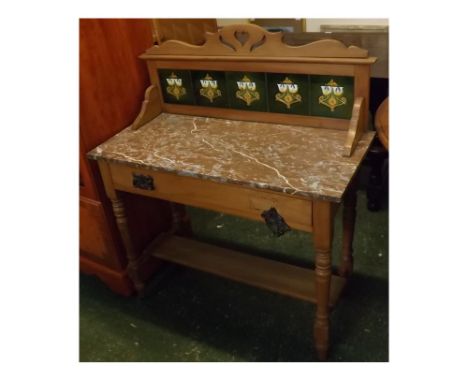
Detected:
left=191, top=70, right=228, bottom=108
left=226, top=72, right=267, bottom=111
left=158, top=69, right=194, bottom=105
left=310, top=75, right=354, bottom=119
left=158, top=69, right=354, bottom=120
left=267, top=73, right=309, bottom=115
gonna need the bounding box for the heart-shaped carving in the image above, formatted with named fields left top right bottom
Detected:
left=235, top=31, right=249, bottom=46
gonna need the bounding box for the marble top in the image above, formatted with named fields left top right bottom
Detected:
left=88, top=113, right=374, bottom=202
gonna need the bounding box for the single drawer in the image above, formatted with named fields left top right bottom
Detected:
left=109, top=163, right=313, bottom=232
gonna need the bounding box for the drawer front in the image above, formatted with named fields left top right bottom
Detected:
left=109, top=163, right=313, bottom=232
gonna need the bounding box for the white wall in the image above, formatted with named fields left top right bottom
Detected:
left=305, top=18, right=388, bottom=32
left=217, top=19, right=249, bottom=27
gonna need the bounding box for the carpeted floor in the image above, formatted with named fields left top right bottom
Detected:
left=80, top=177, right=388, bottom=362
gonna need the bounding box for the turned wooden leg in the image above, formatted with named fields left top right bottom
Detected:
left=170, top=202, right=192, bottom=236
left=340, top=183, right=357, bottom=278
left=313, top=200, right=334, bottom=361
left=110, top=196, right=145, bottom=296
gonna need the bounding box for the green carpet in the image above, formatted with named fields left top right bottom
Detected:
left=80, top=187, right=388, bottom=362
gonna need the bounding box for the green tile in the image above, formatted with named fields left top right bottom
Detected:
left=192, top=71, right=228, bottom=108
left=310, top=75, right=354, bottom=119
left=158, top=69, right=195, bottom=105
left=226, top=72, right=267, bottom=112
left=267, top=73, right=309, bottom=116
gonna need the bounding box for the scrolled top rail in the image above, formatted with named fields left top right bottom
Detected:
left=144, top=23, right=369, bottom=59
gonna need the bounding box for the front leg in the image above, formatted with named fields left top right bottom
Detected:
left=110, top=195, right=145, bottom=297
left=97, top=160, right=145, bottom=297
left=312, top=200, right=334, bottom=361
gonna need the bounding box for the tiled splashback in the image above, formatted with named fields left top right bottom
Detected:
left=158, top=69, right=354, bottom=119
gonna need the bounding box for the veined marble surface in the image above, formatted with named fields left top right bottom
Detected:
left=88, top=113, right=374, bottom=202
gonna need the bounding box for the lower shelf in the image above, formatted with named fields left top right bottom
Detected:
left=147, top=235, right=346, bottom=307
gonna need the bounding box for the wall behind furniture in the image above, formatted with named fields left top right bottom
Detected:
left=217, top=18, right=388, bottom=32
left=216, top=18, right=249, bottom=27
left=152, top=19, right=217, bottom=44
left=305, top=18, right=388, bottom=31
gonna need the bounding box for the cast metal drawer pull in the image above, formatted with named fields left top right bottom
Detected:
left=261, top=207, right=291, bottom=237
left=132, top=173, right=155, bottom=190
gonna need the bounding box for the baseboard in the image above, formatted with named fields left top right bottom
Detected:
left=80, top=256, right=134, bottom=296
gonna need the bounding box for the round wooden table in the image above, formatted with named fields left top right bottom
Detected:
left=366, top=97, right=389, bottom=211
left=375, top=97, right=389, bottom=150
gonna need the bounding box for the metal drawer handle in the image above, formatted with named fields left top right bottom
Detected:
left=132, top=173, right=155, bottom=190
left=261, top=207, right=290, bottom=237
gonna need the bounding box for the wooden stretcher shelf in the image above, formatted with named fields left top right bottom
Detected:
left=147, top=234, right=347, bottom=307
